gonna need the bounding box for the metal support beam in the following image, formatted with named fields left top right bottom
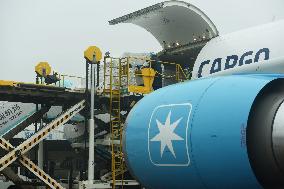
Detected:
left=88, top=62, right=96, bottom=182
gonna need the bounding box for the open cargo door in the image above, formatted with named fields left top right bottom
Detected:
left=109, top=0, right=219, bottom=80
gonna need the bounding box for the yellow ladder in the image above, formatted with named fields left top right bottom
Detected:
left=103, top=57, right=129, bottom=188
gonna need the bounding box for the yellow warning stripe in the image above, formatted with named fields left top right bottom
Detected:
left=0, top=80, right=61, bottom=88
left=0, top=151, right=17, bottom=171
left=20, top=101, right=84, bottom=155
left=0, top=101, right=85, bottom=171
left=0, top=138, right=19, bottom=171
left=0, top=138, right=13, bottom=151
left=0, top=80, right=17, bottom=86
left=0, top=100, right=84, bottom=176
left=0, top=138, right=65, bottom=189
left=20, top=156, right=64, bottom=189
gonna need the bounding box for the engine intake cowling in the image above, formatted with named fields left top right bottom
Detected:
left=124, top=74, right=284, bottom=189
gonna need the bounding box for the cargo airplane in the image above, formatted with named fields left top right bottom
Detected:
left=110, top=1, right=284, bottom=189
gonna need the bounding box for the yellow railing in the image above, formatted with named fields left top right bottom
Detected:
left=128, top=56, right=189, bottom=81
left=127, top=56, right=190, bottom=94
left=103, top=56, right=189, bottom=95
left=176, top=64, right=189, bottom=82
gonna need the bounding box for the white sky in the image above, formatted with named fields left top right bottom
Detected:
left=1, top=0, right=284, bottom=82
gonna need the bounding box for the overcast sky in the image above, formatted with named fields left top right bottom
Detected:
left=1, top=0, right=284, bottom=82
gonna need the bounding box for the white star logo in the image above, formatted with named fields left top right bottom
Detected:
left=150, top=111, right=184, bottom=158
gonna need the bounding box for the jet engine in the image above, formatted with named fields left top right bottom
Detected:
left=123, top=74, right=284, bottom=189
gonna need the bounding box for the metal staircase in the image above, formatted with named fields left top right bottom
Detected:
left=103, top=57, right=129, bottom=188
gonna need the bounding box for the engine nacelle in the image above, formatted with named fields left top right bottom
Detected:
left=124, top=74, right=284, bottom=189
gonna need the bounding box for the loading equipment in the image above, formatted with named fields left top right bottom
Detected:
left=99, top=55, right=189, bottom=189
left=0, top=47, right=190, bottom=189
left=0, top=100, right=85, bottom=189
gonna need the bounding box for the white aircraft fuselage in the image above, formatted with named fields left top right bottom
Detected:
left=193, top=19, right=284, bottom=79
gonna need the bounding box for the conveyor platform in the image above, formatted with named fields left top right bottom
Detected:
left=0, top=80, right=85, bottom=105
